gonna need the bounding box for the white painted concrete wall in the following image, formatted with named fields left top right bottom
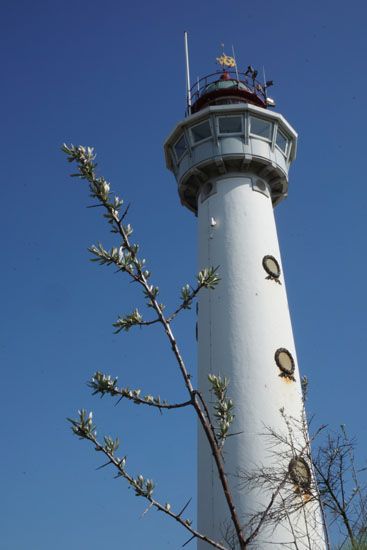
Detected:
left=197, top=175, right=326, bottom=549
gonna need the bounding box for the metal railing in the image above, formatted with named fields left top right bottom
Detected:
left=187, top=70, right=271, bottom=112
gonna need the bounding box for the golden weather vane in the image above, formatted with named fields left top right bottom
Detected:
left=216, top=44, right=236, bottom=68
left=216, top=53, right=236, bottom=68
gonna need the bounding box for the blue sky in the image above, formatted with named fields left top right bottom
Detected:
left=1, top=0, right=367, bottom=548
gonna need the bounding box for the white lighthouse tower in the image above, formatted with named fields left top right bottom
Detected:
left=164, top=49, right=327, bottom=549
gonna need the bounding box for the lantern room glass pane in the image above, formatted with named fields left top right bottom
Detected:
left=276, top=129, right=288, bottom=154
left=191, top=120, right=212, bottom=143
left=218, top=116, right=243, bottom=134
left=250, top=116, right=272, bottom=140
left=173, top=134, right=187, bottom=161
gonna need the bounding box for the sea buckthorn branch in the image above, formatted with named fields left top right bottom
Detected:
left=88, top=371, right=192, bottom=410
left=68, top=410, right=229, bottom=550
left=62, top=144, right=247, bottom=548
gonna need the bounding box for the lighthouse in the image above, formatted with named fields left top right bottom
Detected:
left=164, top=48, right=327, bottom=549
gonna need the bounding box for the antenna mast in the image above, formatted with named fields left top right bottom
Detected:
left=263, top=66, right=267, bottom=100
left=184, top=31, right=192, bottom=114
left=231, top=45, right=239, bottom=81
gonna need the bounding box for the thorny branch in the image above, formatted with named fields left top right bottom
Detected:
left=68, top=410, right=229, bottom=550
left=89, top=371, right=193, bottom=410
left=63, top=145, right=244, bottom=548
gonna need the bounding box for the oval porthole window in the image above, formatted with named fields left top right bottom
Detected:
left=288, top=457, right=312, bottom=491
left=275, top=348, right=295, bottom=379
left=263, top=255, right=281, bottom=280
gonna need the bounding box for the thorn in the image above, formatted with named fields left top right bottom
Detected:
left=182, top=535, right=196, bottom=547
left=120, top=203, right=131, bottom=222
left=96, top=460, right=112, bottom=470
left=141, top=501, right=154, bottom=518
left=177, top=497, right=192, bottom=517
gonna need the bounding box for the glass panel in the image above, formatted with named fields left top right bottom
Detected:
left=173, top=135, right=187, bottom=160
left=191, top=120, right=212, bottom=143
left=276, top=129, right=288, bottom=153
left=218, top=116, right=243, bottom=134
left=250, top=116, right=272, bottom=140
left=263, top=255, right=281, bottom=278
left=217, top=80, right=237, bottom=90
left=205, top=83, right=217, bottom=93
left=278, top=351, right=293, bottom=372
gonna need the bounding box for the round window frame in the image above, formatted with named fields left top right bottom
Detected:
left=262, top=255, right=281, bottom=279
left=275, top=348, right=295, bottom=377
left=288, top=457, right=312, bottom=491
